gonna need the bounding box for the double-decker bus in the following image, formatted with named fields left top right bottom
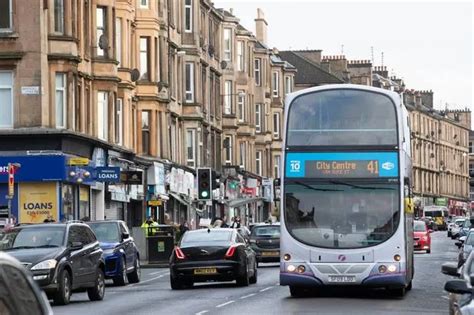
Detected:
left=280, top=84, right=413, bottom=297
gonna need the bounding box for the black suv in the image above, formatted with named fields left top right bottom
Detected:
left=0, top=222, right=105, bottom=305
left=249, top=223, right=281, bottom=264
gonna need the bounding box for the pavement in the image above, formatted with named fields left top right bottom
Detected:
left=52, top=231, right=457, bottom=315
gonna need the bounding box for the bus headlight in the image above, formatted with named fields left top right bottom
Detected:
left=284, top=254, right=291, bottom=261
left=287, top=265, right=296, bottom=272
left=394, top=254, right=401, bottom=261
left=378, top=265, right=387, bottom=273
left=297, top=265, right=306, bottom=274
left=387, top=264, right=397, bottom=273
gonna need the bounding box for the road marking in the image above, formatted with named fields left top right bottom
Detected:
left=195, top=311, right=209, bottom=315
left=259, top=286, right=273, bottom=292
left=216, top=300, right=235, bottom=308
left=129, top=273, right=169, bottom=286
left=240, top=293, right=256, bottom=299
left=149, top=270, right=167, bottom=275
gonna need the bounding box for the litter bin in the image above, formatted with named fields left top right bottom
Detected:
left=147, top=224, right=175, bottom=265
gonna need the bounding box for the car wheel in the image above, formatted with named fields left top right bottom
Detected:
left=113, top=257, right=127, bottom=286
left=170, top=275, right=184, bottom=290
left=87, top=268, right=105, bottom=301
left=249, top=262, right=257, bottom=284
left=236, top=263, right=249, bottom=287
left=289, top=286, right=308, bottom=297
left=406, top=281, right=412, bottom=291
left=127, top=256, right=141, bottom=284
left=53, top=269, right=72, bottom=305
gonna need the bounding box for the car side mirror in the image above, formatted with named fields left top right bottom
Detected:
left=441, top=262, right=460, bottom=277
left=70, top=241, right=83, bottom=250
left=428, top=229, right=433, bottom=233
left=455, top=241, right=464, bottom=248
left=122, top=232, right=130, bottom=240
left=460, top=236, right=467, bottom=243
left=444, top=280, right=472, bottom=294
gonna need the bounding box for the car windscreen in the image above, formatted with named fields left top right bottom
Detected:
left=284, top=181, right=399, bottom=249
left=456, top=220, right=466, bottom=226
left=251, top=226, right=280, bottom=238
left=0, top=227, right=65, bottom=250
left=88, top=222, right=121, bottom=243
left=413, top=221, right=426, bottom=232
left=181, top=230, right=232, bottom=246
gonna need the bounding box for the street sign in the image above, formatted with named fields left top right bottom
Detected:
left=148, top=200, right=162, bottom=206
left=120, top=171, right=143, bottom=185
left=68, top=157, right=90, bottom=166
left=95, top=167, right=121, bottom=183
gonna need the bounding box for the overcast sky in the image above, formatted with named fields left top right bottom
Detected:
left=214, top=0, right=473, bottom=114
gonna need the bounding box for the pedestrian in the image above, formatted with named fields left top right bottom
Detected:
left=179, top=220, right=189, bottom=235
left=43, top=215, right=55, bottom=223
left=230, top=216, right=241, bottom=228
left=141, top=216, right=158, bottom=237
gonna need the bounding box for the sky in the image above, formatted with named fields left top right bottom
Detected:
left=213, top=0, right=473, bottom=114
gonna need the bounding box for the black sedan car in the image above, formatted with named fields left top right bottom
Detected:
left=87, top=220, right=141, bottom=286
left=0, top=222, right=105, bottom=305
left=170, top=228, right=257, bottom=289
left=249, top=223, right=280, bottom=264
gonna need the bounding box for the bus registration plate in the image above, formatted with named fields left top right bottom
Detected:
left=328, top=275, right=356, bottom=283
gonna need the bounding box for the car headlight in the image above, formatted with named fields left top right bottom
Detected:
left=103, top=248, right=115, bottom=255
left=31, top=259, right=57, bottom=270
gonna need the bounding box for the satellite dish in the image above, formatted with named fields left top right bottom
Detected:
left=131, top=69, right=140, bottom=82
left=98, top=35, right=109, bottom=50
left=220, top=60, right=228, bottom=70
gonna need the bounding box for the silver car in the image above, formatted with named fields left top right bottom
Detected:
left=452, top=219, right=467, bottom=239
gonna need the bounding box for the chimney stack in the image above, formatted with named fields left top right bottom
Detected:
left=255, top=8, right=268, bottom=45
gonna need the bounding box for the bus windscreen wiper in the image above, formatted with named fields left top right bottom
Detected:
left=329, top=180, right=396, bottom=190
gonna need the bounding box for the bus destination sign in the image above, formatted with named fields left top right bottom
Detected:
left=285, top=152, right=398, bottom=178
left=305, top=160, right=380, bottom=178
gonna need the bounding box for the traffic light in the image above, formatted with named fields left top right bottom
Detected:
left=197, top=168, right=212, bottom=201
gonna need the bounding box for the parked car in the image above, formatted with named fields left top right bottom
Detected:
left=170, top=228, right=257, bottom=289
left=0, top=222, right=105, bottom=305
left=0, top=252, right=53, bottom=315
left=249, top=223, right=280, bottom=264
left=456, top=230, right=474, bottom=268
left=442, top=250, right=474, bottom=315
left=451, top=218, right=467, bottom=239
left=87, top=220, right=140, bottom=286
left=413, top=220, right=432, bottom=253
left=459, top=218, right=474, bottom=239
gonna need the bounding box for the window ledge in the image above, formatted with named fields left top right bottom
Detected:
left=0, top=32, right=19, bottom=39
left=48, top=34, right=79, bottom=43
left=223, top=114, right=236, bottom=118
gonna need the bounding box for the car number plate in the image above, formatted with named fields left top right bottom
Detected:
left=328, top=275, right=356, bottom=283
left=194, top=268, right=217, bottom=275
left=262, top=251, right=279, bottom=256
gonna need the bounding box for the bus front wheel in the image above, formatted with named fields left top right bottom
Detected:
left=289, top=286, right=308, bottom=297
left=387, top=287, right=406, bottom=297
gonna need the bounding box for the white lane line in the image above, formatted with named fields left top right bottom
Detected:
left=195, top=311, right=209, bottom=315
left=259, top=286, right=273, bottom=292
left=129, top=273, right=169, bottom=286
left=240, top=293, right=256, bottom=299
left=149, top=270, right=166, bottom=275
left=216, top=300, right=235, bottom=308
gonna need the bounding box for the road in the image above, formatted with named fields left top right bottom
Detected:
left=53, top=232, right=457, bottom=315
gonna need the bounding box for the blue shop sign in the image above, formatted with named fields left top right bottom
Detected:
left=0, top=155, right=67, bottom=183
left=96, top=167, right=121, bottom=183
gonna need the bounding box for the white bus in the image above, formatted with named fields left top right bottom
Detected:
left=280, top=84, right=413, bottom=297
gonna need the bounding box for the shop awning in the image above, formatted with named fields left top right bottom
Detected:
left=227, top=197, right=264, bottom=208
left=169, top=192, right=203, bottom=215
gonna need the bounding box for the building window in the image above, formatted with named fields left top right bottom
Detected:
left=0, top=71, right=13, bottom=128
left=273, top=112, right=280, bottom=139
left=54, top=0, right=64, bottom=33
left=184, top=0, right=192, bottom=32
left=272, top=72, right=279, bottom=97
left=115, top=18, right=122, bottom=65
left=141, top=111, right=150, bottom=155
left=186, top=129, right=196, bottom=167
left=185, top=62, right=194, bottom=102
left=237, top=41, right=244, bottom=71
left=256, top=151, right=262, bottom=176
left=470, top=141, right=473, bottom=154
left=254, top=58, right=261, bottom=86
left=96, top=7, right=107, bottom=57
left=239, top=142, right=246, bottom=169
left=140, top=0, right=149, bottom=8
left=140, top=37, right=150, bottom=80
left=0, top=0, right=12, bottom=31
left=285, top=76, right=292, bottom=94
left=55, top=73, right=67, bottom=128
left=115, top=98, right=123, bottom=145
left=223, top=28, right=232, bottom=61
left=237, top=90, right=245, bottom=122
left=97, top=91, right=108, bottom=141
left=274, top=155, right=281, bottom=178
left=224, top=136, right=232, bottom=165
left=255, top=104, right=262, bottom=133
left=224, top=80, right=232, bottom=115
